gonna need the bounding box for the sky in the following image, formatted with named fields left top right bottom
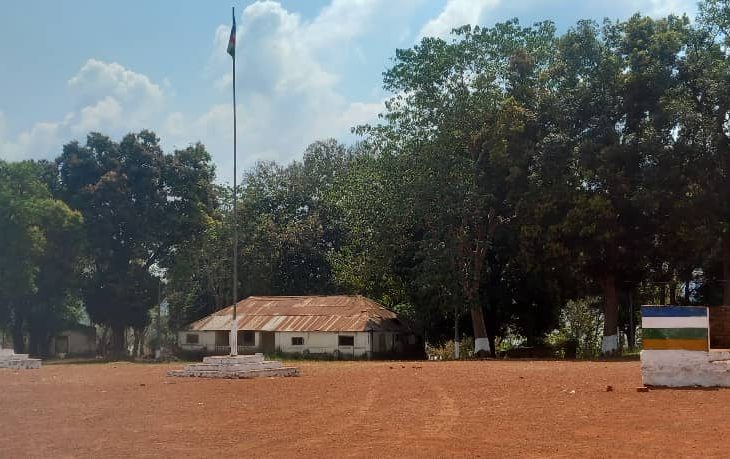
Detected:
left=0, top=0, right=698, bottom=184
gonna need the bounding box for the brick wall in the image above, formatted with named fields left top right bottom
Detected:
left=709, top=306, right=730, bottom=349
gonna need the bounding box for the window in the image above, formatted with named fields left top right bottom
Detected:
left=238, top=330, right=255, bottom=346
left=338, top=335, right=354, bottom=346
left=186, top=334, right=199, bottom=344
left=291, top=337, right=304, bottom=346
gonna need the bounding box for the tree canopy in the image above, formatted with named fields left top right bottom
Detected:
left=3, top=2, right=730, bottom=357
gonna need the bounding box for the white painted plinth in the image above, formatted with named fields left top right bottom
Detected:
left=474, top=338, right=490, bottom=354
left=0, top=348, right=42, bottom=370
left=168, top=352, right=297, bottom=379
left=641, top=350, right=730, bottom=387
left=601, top=334, right=618, bottom=354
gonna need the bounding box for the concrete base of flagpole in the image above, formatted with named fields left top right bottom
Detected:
left=168, top=353, right=298, bottom=379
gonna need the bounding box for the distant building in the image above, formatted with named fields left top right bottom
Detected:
left=51, top=324, right=97, bottom=357
left=178, top=295, right=423, bottom=359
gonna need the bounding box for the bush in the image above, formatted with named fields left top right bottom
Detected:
left=426, top=336, right=475, bottom=360
left=545, top=297, right=604, bottom=359
left=495, top=326, right=527, bottom=355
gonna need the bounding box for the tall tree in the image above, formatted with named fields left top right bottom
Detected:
left=0, top=160, right=83, bottom=355
left=359, top=20, right=558, bottom=354
left=552, top=16, right=688, bottom=352
left=674, top=1, right=730, bottom=305
left=56, top=131, right=216, bottom=357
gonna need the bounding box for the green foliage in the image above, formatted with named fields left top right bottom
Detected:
left=6, top=4, right=730, bottom=358
left=545, top=298, right=604, bottom=359
left=426, top=336, right=475, bottom=360
left=0, top=160, right=84, bottom=355
left=55, top=131, right=216, bottom=356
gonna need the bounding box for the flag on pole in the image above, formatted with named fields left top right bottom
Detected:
left=227, top=11, right=236, bottom=58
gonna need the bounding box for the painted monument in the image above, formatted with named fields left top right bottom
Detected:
left=641, top=306, right=730, bottom=387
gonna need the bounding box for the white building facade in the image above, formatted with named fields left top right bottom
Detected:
left=178, top=295, right=421, bottom=359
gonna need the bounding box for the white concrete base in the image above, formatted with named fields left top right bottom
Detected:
left=641, top=350, right=730, bottom=387
left=601, top=335, right=618, bottom=354
left=474, top=338, right=490, bottom=354
left=0, top=348, right=41, bottom=369
left=168, top=353, right=297, bottom=379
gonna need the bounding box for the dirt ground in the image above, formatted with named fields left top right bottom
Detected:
left=1, top=360, right=729, bottom=458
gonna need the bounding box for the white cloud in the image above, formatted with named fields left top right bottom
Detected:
left=68, top=59, right=163, bottom=105
left=73, top=96, right=123, bottom=134
left=0, top=1, right=390, bottom=182
left=418, top=0, right=500, bottom=39
left=1, top=59, right=168, bottom=162
left=193, top=0, right=388, bottom=180
left=644, top=0, right=696, bottom=18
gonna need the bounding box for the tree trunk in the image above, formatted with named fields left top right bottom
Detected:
left=132, top=331, right=140, bottom=359
left=28, top=330, right=43, bottom=358
left=138, top=328, right=147, bottom=358
left=669, top=280, right=677, bottom=305
left=470, top=305, right=489, bottom=357
left=12, top=311, right=24, bottom=354
left=110, top=326, right=126, bottom=359
left=627, top=289, right=636, bottom=350
left=660, top=284, right=667, bottom=305
left=98, top=326, right=108, bottom=357
left=459, top=211, right=496, bottom=358
left=724, top=235, right=730, bottom=306
left=601, top=273, right=619, bottom=355
left=453, top=305, right=460, bottom=359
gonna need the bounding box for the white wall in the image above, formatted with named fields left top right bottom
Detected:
left=179, top=331, right=215, bottom=352
left=69, top=330, right=96, bottom=355
left=180, top=330, right=415, bottom=358
left=642, top=349, right=730, bottom=387
left=52, top=330, right=96, bottom=356
left=274, top=331, right=371, bottom=357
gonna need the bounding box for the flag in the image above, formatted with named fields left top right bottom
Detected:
left=227, top=10, right=236, bottom=58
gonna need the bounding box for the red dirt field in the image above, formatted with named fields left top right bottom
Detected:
left=1, top=360, right=729, bottom=457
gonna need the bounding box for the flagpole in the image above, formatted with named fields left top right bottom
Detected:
left=230, top=5, right=238, bottom=357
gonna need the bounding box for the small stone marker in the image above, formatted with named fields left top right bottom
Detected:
left=636, top=386, right=650, bottom=393
left=0, top=348, right=41, bottom=370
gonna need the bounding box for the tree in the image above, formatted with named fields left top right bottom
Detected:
left=56, top=131, right=216, bottom=357
left=0, top=160, right=83, bottom=355
left=672, top=0, right=730, bottom=305
left=358, top=20, right=558, bottom=354
left=549, top=15, right=688, bottom=352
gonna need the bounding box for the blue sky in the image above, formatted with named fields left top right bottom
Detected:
left=0, top=0, right=698, bottom=183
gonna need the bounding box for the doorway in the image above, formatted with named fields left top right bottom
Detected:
left=55, top=336, right=69, bottom=355
left=261, top=331, right=275, bottom=354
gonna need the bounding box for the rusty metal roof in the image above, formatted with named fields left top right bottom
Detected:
left=186, top=295, right=412, bottom=333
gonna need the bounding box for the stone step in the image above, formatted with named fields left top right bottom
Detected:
left=168, top=366, right=298, bottom=379
left=0, top=348, right=15, bottom=356
left=203, top=353, right=264, bottom=365
left=0, top=353, right=30, bottom=361
left=0, top=358, right=42, bottom=370
left=184, top=361, right=283, bottom=372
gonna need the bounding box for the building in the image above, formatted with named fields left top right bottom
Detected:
left=178, top=295, right=423, bottom=359
left=51, top=325, right=97, bottom=358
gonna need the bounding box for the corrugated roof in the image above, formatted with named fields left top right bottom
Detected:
left=186, top=295, right=412, bottom=333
